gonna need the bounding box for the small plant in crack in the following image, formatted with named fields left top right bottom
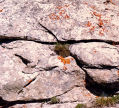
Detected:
left=49, top=96, right=60, bottom=104
left=54, top=43, right=70, bottom=57
left=93, top=94, right=119, bottom=107
left=75, top=104, right=86, bottom=108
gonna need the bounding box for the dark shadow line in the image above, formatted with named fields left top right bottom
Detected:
left=65, top=39, right=119, bottom=45
left=0, top=36, right=119, bottom=45
left=0, top=97, right=51, bottom=108
left=38, top=23, right=60, bottom=43
left=70, top=53, right=119, bottom=96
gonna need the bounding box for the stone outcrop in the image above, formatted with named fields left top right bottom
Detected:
left=0, top=0, right=119, bottom=108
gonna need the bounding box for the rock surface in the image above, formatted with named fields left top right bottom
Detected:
left=69, top=42, right=119, bottom=85
left=0, top=0, right=119, bottom=108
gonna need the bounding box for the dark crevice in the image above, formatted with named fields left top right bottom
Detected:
left=0, top=35, right=119, bottom=46
left=83, top=65, right=119, bottom=70
left=0, top=37, right=57, bottom=45
left=84, top=69, right=119, bottom=96
left=0, top=96, right=51, bottom=108
left=70, top=53, right=119, bottom=96
left=15, top=54, right=31, bottom=65
left=0, top=39, right=17, bottom=45
left=18, top=76, right=37, bottom=94
left=38, top=23, right=60, bottom=43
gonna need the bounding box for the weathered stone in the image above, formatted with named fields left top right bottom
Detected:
left=0, top=0, right=119, bottom=42
left=0, top=41, right=85, bottom=103
left=0, top=0, right=119, bottom=107
left=69, top=42, right=119, bottom=68
left=70, top=42, right=119, bottom=90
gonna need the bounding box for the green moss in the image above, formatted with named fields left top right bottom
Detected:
left=49, top=96, right=60, bottom=104
left=94, top=95, right=119, bottom=107
left=54, top=43, right=70, bottom=57
left=75, top=104, right=86, bottom=108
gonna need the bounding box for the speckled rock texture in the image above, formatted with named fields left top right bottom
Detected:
left=0, top=0, right=119, bottom=108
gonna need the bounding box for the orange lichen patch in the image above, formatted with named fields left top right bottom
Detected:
left=93, top=50, right=97, bottom=53
left=86, top=21, right=92, bottom=27
left=59, top=9, right=66, bottom=16
left=49, top=13, right=60, bottom=20
left=98, top=18, right=104, bottom=27
left=89, top=26, right=95, bottom=32
left=117, top=70, right=119, bottom=76
left=65, top=59, right=70, bottom=64
left=93, top=11, right=101, bottom=18
left=58, top=56, right=74, bottom=71
left=64, top=14, right=70, bottom=19
left=0, top=9, right=3, bottom=12
left=57, top=56, right=71, bottom=65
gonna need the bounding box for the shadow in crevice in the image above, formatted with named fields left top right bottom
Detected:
left=0, top=38, right=57, bottom=45
left=0, top=97, right=51, bottom=108
left=0, top=39, right=17, bottom=45
left=84, top=70, right=119, bottom=96
left=0, top=36, right=119, bottom=46
left=70, top=53, right=119, bottom=96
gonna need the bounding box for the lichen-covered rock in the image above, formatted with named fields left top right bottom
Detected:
left=1, top=0, right=119, bottom=42
left=0, top=41, right=86, bottom=103
left=0, top=0, right=119, bottom=107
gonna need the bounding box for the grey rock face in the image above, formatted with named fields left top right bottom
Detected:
left=0, top=0, right=119, bottom=108
left=69, top=42, right=119, bottom=68
left=70, top=42, right=119, bottom=89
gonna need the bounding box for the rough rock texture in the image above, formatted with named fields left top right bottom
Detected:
left=69, top=42, right=119, bottom=84
left=0, top=0, right=119, bottom=108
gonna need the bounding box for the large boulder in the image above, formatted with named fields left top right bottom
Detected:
left=69, top=42, right=119, bottom=88
left=0, top=41, right=87, bottom=103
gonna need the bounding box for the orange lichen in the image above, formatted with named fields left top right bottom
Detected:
left=93, top=50, right=97, bottom=53
left=0, top=9, right=3, bottom=12
left=90, top=26, right=95, bottom=32
left=117, top=70, right=119, bottom=76
left=49, top=4, right=70, bottom=20
left=86, top=21, right=92, bottom=27
left=98, top=18, right=104, bottom=27
left=64, top=14, right=70, bottom=19
left=58, top=56, right=71, bottom=65
left=49, top=13, right=60, bottom=20
left=93, top=11, right=101, bottom=18
left=58, top=56, right=74, bottom=71
left=59, top=9, right=66, bottom=16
